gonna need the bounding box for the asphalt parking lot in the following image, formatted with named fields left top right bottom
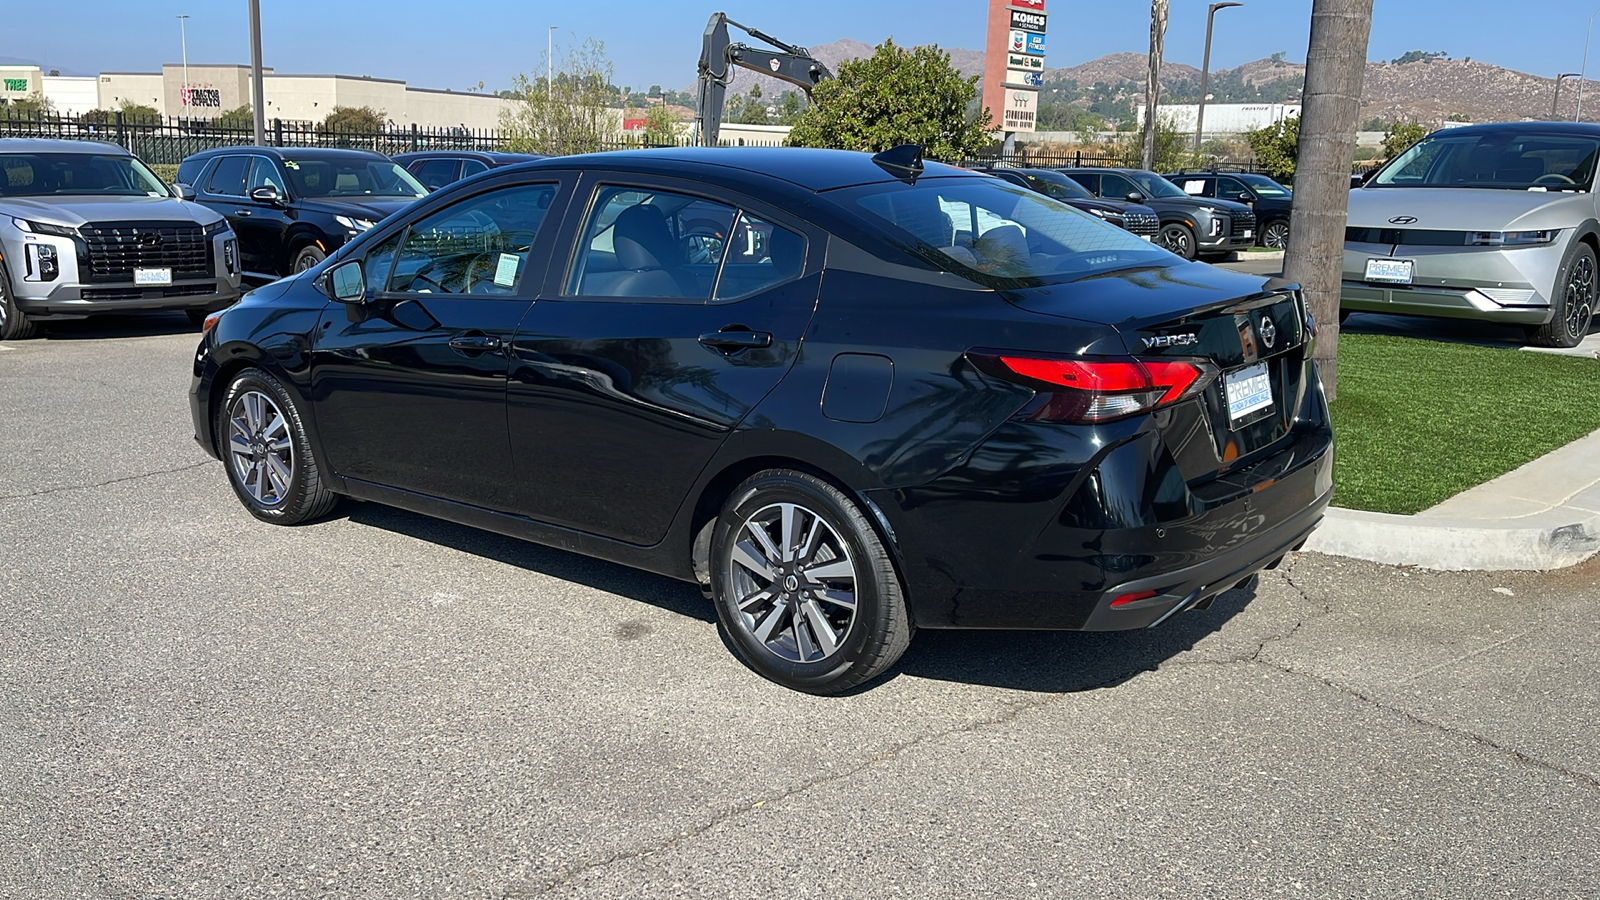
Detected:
left=3, top=317, right=1598, bottom=898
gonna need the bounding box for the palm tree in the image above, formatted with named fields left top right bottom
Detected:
left=1281, top=0, right=1374, bottom=400
left=1141, top=0, right=1169, bottom=170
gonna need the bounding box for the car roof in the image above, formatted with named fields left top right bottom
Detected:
left=187, top=145, right=390, bottom=162
left=497, top=147, right=974, bottom=193
left=393, top=150, right=544, bottom=164
left=0, top=138, right=131, bottom=156
left=1426, top=121, right=1600, bottom=138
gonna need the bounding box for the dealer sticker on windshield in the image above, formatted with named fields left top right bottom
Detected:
left=1225, top=362, right=1273, bottom=423
left=1364, top=258, right=1414, bottom=284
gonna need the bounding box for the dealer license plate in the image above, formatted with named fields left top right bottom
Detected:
left=134, top=267, right=173, bottom=286
left=1243, top=229, right=1253, bottom=238
left=1224, top=362, right=1273, bottom=423
left=1364, top=258, right=1413, bottom=284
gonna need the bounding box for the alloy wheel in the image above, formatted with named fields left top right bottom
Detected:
left=1263, top=221, right=1290, bottom=250
left=726, top=502, right=858, bottom=663
left=1565, top=252, right=1596, bottom=341
left=1159, top=225, right=1193, bottom=258
left=226, top=390, right=295, bottom=506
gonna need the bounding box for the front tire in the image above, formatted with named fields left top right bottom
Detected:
left=710, top=470, right=911, bottom=694
left=0, top=266, right=40, bottom=341
left=1158, top=223, right=1197, bottom=260
left=291, top=244, right=327, bottom=274
left=1529, top=241, right=1596, bottom=348
left=216, top=368, right=339, bottom=524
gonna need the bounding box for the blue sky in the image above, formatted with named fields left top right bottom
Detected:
left=8, top=0, right=1600, bottom=93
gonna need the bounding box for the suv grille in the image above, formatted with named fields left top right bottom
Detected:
left=1123, top=211, right=1159, bottom=236
left=78, top=222, right=212, bottom=283
left=1231, top=212, right=1257, bottom=237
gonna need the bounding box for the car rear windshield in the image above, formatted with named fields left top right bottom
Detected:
left=0, top=152, right=169, bottom=198
left=279, top=157, right=426, bottom=198
left=840, top=176, right=1173, bottom=288
left=1372, top=131, right=1600, bottom=191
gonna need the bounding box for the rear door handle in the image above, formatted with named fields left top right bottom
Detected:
left=449, top=334, right=503, bottom=352
left=698, top=330, right=772, bottom=351
left=234, top=209, right=253, bottom=216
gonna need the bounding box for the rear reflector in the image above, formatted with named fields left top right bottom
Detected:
left=971, top=353, right=1219, bottom=424
left=1110, top=590, right=1159, bottom=608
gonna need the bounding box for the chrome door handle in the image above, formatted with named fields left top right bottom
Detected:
left=235, top=210, right=253, bottom=216
left=698, top=330, right=772, bottom=351
left=449, top=334, right=502, bottom=352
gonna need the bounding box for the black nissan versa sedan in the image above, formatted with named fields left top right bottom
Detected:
left=190, top=146, right=1333, bottom=694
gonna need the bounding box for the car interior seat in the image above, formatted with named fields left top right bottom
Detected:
left=582, top=204, right=691, bottom=297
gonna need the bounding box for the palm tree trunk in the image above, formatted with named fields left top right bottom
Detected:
left=1141, top=0, right=1169, bottom=170
left=1281, top=0, right=1373, bottom=401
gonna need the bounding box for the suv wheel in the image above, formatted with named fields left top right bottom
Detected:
left=0, top=266, right=40, bottom=341
left=1529, top=242, right=1596, bottom=348
left=710, top=469, right=912, bottom=694
left=1262, top=220, right=1291, bottom=250
left=292, top=245, right=327, bottom=274
left=1158, top=223, right=1197, bottom=260
left=217, top=368, right=339, bottom=524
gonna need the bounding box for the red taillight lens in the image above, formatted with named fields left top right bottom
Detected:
left=1110, top=590, right=1159, bottom=608
left=975, top=353, right=1219, bottom=424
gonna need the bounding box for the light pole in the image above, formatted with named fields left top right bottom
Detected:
left=1578, top=8, right=1600, bottom=121
left=176, top=14, right=189, bottom=122
left=1194, top=2, right=1244, bottom=157
left=248, top=0, right=265, bottom=145
left=548, top=26, right=557, bottom=101
left=1554, top=73, right=1582, bottom=118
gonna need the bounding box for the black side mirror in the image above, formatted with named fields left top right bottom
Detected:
left=249, top=184, right=283, bottom=207
left=175, top=183, right=197, bottom=201
left=325, top=260, right=365, bottom=304
left=1126, top=191, right=1145, bottom=203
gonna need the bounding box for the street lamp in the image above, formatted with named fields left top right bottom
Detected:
left=1577, top=7, right=1600, bottom=121
left=176, top=14, right=189, bottom=121
left=1194, top=2, right=1244, bottom=157
left=548, top=26, right=557, bottom=101
left=1554, top=73, right=1582, bottom=118
left=248, top=0, right=265, bottom=145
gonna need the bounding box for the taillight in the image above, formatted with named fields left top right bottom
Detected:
left=972, top=352, right=1219, bottom=424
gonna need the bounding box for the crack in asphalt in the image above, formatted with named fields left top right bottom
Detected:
left=0, top=461, right=212, bottom=503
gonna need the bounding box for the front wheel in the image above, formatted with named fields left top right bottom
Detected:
left=1262, top=219, right=1291, bottom=250
left=216, top=368, right=339, bottom=524
left=1157, top=223, right=1197, bottom=260
left=0, top=266, right=40, bottom=341
left=710, top=470, right=911, bottom=694
left=1528, top=242, right=1596, bottom=348
left=291, top=244, right=327, bottom=274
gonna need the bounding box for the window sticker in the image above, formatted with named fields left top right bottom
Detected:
left=283, top=161, right=300, bottom=170
left=1184, top=180, right=1205, bottom=194
left=493, top=252, right=520, bottom=287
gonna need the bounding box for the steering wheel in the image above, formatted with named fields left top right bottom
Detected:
left=460, top=252, right=512, bottom=293
left=1533, top=173, right=1576, bottom=186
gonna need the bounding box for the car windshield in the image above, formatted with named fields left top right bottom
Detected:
left=1126, top=171, right=1189, bottom=199
left=280, top=157, right=426, bottom=198
left=1239, top=174, right=1291, bottom=196
left=1015, top=170, right=1094, bottom=201
left=842, top=176, right=1174, bottom=288
left=1371, top=131, right=1600, bottom=191
left=0, top=152, right=170, bottom=198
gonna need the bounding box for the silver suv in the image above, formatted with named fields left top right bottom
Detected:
left=0, top=139, right=242, bottom=340
left=1343, top=122, right=1599, bottom=347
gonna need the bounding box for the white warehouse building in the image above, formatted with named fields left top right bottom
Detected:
left=1135, top=102, right=1303, bottom=134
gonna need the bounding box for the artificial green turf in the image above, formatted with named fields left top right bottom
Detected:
left=1328, top=333, right=1600, bottom=515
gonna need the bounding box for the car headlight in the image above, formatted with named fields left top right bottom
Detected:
left=203, top=219, right=232, bottom=237
left=335, top=216, right=376, bottom=232
left=10, top=217, right=78, bottom=237
left=1469, top=230, right=1560, bottom=246
left=1087, top=208, right=1109, bottom=218
left=1209, top=215, right=1227, bottom=237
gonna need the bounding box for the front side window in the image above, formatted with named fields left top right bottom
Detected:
left=1098, top=172, right=1142, bottom=200
left=385, top=183, right=558, bottom=296
left=844, top=177, right=1172, bottom=288
left=460, top=159, right=490, bottom=179
left=411, top=158, right=460, bottom=191
left=281, top=157, right=426, bottom=199
left=247, top=158, right=285, bottom=194
left=568, top=186, right=738, bottom=300
left=1373, top=131, right=1600, bottom=191
left=1125, top=171, right=1189, bottom=199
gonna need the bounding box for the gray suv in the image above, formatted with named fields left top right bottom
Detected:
left=1344, top=122, right=1599, bottom=347
left=0, top=139, right=241, bottom=340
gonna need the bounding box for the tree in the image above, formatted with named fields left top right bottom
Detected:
left=1282, top=0, right=1373, bottom=401
left=1245, top=116, right=1301, bottom=180
left=1140, top=0, right=1170, bottom=170
left=0, top=91, right=54, bottom=119
left=500, top=37, right=622, bottom=155
left=217, top=105, right=254, bottom=129
left=787, top=39, right=992, bottom=160
left=1390, top=50, right=1448, bottom=65
left=1116, top=115, right=1187, bottom=171
left=738, top=84, right=768, bottom=125
left=1381, top=120, right=1426, bottom=158
left=116, top=101, right=161, bottom=124
left=775, top=91, right=804, bottom=125
left=322, top=106, right=386, bottom=132
left=642, top=104, right=678, bottom=146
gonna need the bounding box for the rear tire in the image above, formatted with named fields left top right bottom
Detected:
left=1528, top=241, right=1596, bottom=348
left=216, top=368, right=339, bottom=525
left=710, top=469, right=911, bottom=694
left=0, top=266, right=40, bottom=341
left=1262, top=219, right=1291, bottom=250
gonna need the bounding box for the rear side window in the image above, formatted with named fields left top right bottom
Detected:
left=714, top=213, right=805, bottom=302
left=385, top=182, right=558, bottom=296
left=411, top=158, right=460, bottom=191
left=206, top=156, right=248, bottom=196
left=567, top=187, right=737, bottom=300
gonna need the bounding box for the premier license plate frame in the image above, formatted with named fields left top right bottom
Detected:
left=1224, top=361, right=1274, bottom=426
left=134, top=267, right=173, bottom=287
left=1364, top=257, right=1414, bottom=284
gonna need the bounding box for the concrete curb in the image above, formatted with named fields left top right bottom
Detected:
left=1303, top=507, right=1600, bottom=571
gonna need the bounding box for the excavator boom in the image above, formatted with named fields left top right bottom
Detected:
left=695, top=12, right=832, bottom=147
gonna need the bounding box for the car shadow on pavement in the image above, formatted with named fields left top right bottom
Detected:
left=36, top=313, right=201, bottom=340
left=344, top=502, right=1258, bottom=694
